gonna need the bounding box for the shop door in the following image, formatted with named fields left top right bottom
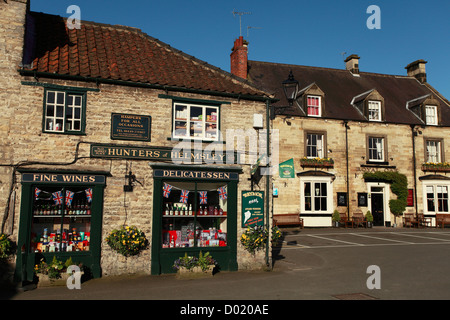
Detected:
left=371, top=193, right=384, bottom=226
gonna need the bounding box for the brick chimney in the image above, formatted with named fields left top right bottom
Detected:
left=345, top=54, right=360, bottom=75
left=405, top=59, right=427, bottom=83
left=230, top=36, right=248, bottom=79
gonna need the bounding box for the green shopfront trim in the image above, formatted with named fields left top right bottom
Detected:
left=150, top=163, right=242, bottom=275
left=15, top=170, right=108, bottom=283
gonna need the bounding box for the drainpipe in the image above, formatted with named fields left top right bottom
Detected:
left=344, top=120, right=350, bottom=218
left=265, top=99, right=270, bottom=268
left=410, top=125, right=418, bottom=217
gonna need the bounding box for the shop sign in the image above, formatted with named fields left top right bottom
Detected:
left=154, top=169, right=239, bottom=181
left=279, top=158, right=295, bottom=178
left=111, top=113, right=151, bottom=142
left=22, top=173, right=106, bottom=184
left=90, top=144, right=237, bottom=163
left=241, top=191, right=264, bottom=227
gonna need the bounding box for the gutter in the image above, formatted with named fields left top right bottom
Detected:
left=18, top=69, right=278, bottom=103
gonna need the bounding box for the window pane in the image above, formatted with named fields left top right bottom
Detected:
left=304, top=183, right=311, bottom=211
left=47, top=91, right=55, bottom=104
left=427, top=186, right=435, bottom=212
left=57, top=92, right=65, bottom=105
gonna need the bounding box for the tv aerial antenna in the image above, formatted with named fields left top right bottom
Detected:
left=247, top=26, right=262, bottom=39
left=232, top=9, right=252, bottom=37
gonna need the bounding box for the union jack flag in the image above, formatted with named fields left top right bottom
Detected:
left=85, top=188, right=93, bottom=203
left=218, top=186, right=227, bottom=200
left=179, top=190, right=189, bottom=204
left=163, top=183, right=172, bottom=198
left=65, top=190, right=74, bottom=206
left=199, top=191, right=207, bottom=204
left=34, top=187, right=41, bottom=200
left=52, top=191, right=63, bottom=205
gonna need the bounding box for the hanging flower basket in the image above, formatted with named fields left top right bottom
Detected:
left=300, top=157, right=334, bottom=168
left=422, top=162, right=450, bottom=172
left=105, top=225, right=148, bottom=257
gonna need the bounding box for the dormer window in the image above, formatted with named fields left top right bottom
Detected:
left=368, top=101, right=382, bottom=121
left=351, top=89, right=385, bottom=122
left=425, top=105, right=438, bottom=125
left=406, top=95, right=440, bottom=126
left=295, top=83, right=325, bottom=118
left=307, top=96, right=321, bottom=117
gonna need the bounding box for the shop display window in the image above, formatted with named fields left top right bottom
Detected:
left=161, top=181, right=228, bottom=248
left=30, top=186, right=93, bottom=253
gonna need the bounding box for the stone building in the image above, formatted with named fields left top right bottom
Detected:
left=231, top=39, right=450, bottom=227
left=0, top=0, right=275, bottom=284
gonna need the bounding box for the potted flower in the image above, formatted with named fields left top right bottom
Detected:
left=105, top=225, right=148, bottom=257
left=365, top=210, right=374, bottom=228
left=332, top=210, right=340, bottom=227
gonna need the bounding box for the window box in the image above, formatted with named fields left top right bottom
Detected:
left=300, top=157, right=334, bottom=168
left=422, top=162, right=450, bottom=173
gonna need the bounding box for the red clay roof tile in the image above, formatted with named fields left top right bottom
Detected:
left=24, top=12, right=268, bottom=98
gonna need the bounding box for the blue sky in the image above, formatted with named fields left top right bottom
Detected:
left=31, top=0, right=450, bottom=99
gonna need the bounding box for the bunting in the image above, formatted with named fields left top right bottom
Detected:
left=34, top=187, right=41, bottom=200
left=199, top=191, right=208, bottom=204
left=65, top=190, right=74, bottom=206
left=163, top=183, right=173, bottom=198
left=180, top=190, right=190, bottom=204
left=52, top=191, right=63, bottom=205
left=218, top=186, right=227, bottom=200
left=85, top=188, right=93, bottom=203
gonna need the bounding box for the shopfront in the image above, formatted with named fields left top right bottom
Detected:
left=150, top=164, right=241, bottom=274
left=14, top=170, right=108, bottom=282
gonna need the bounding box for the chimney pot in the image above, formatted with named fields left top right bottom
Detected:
left=405, top=59, right=427, bottom=83
left=345, top=54, right=360, bottom=75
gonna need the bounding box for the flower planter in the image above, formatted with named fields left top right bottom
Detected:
left=37, top=271, right=84, bottom=287
left=176, top=265, right=215, bottom=279
left=300, top=158, right=334, bottom=169
left=422, top=164, right=450, bottom=172
left=37, top=273, right=71, bottom=287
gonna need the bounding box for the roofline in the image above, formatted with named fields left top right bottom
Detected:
left=248, top=60, right=422, bottom=80
left=18, top=69, right=277, bottom=103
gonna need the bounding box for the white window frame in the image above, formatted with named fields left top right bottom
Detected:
left=423, top=181, right=450, bottom=215
left=426, top=140, right=442, bottom=163
left=425, top=105, right=438, bottom=126
left=306, top=95, right=321, bottom=117
left=368, top=100, right=382, bottom=121
left=306, top=133, right=324, bottom=158
left=299, top=177, right=333, bottom=214
left=368, top=136, right=385, bottom=162
left=44, top=90, right=84, bottom=134
left=172, top=103, right=219, bottom=141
